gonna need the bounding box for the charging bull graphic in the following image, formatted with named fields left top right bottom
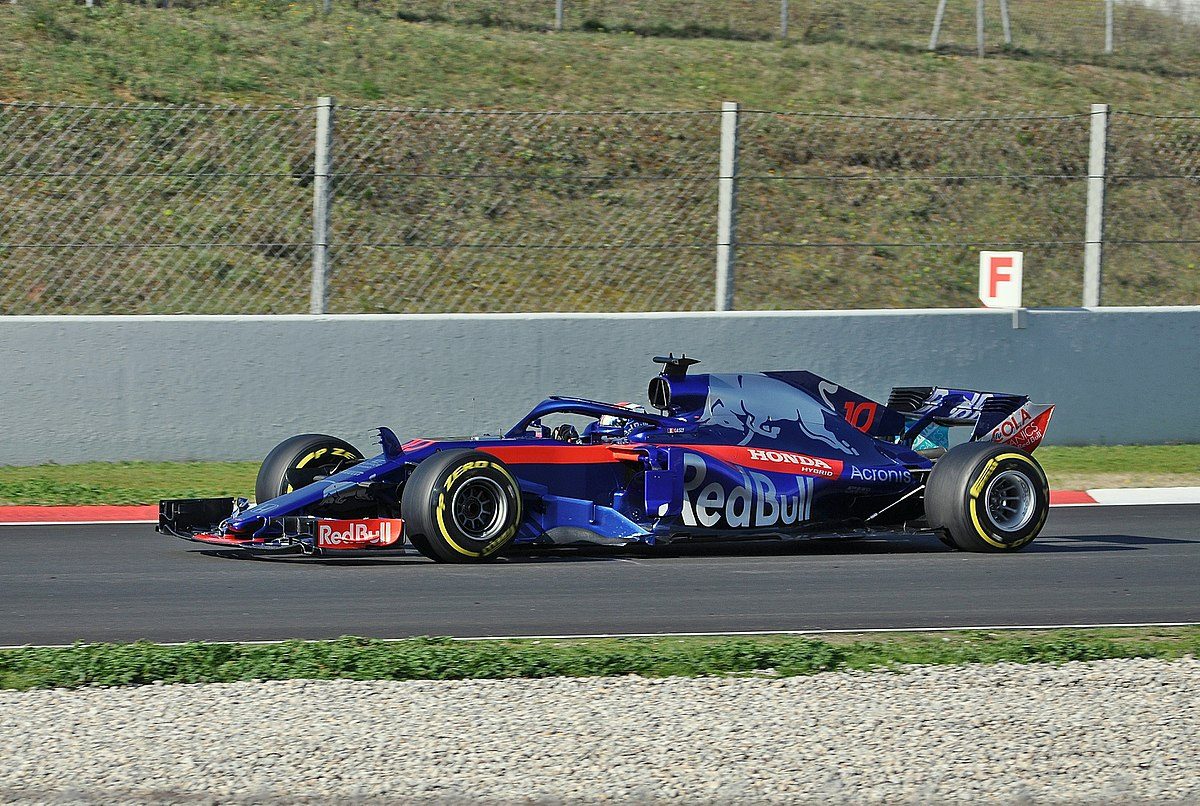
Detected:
left=702, top=374, right=860, bottom=455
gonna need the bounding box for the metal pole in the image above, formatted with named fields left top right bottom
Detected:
left=1083, top=103, right=1109, bottom=308
left=311, top=96, right=334, bottom=315
left=323, top=0, right=331, bottom=14
left=999, top=0, right=1012, bottom=45
left=780, top=0, right=788, bottom=39
left=1105, top=0, right=1114, bottom=54
left=976, top=0, right=986, bottom=57
left=929, top=0, right=948, bottom=50
left=715, top=102, right=740, bottom=312
left=85, top=0, right=94, bottom=8
left=555, top=0, right=563, bottom=31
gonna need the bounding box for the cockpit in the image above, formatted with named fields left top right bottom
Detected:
left=505, top=396, right=690, bottom=445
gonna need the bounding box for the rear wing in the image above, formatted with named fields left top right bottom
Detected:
left=888, top=386, right=1055, bottom=452
left=751, top=371, right=1053, bottom=451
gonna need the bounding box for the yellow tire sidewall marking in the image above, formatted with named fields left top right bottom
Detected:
left=294, top=446, right=358, bottom=470
left=968, top=453, right=1043, bottom=549
left=287, top=446, right=360, bottom=495
left=294, top=448, right=326, bottom=470
left=969, top=458, right=999, bottom=498
left=435, top=459, right=522, bottom=558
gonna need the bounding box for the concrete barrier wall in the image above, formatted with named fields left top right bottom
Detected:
left=1, top=307, right=1197, bottom=464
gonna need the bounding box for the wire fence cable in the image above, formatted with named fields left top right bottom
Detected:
left=0, top=102, right=1195, bottom=314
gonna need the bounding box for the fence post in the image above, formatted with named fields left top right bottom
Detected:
left=928, top=0, right=948, bottom=50
left=1105, top=0, right=1114, bottom=53
left=976, top=0, right=985, bottom=56
left=311, top=96, right=334, bottom=315
left=999, top=0, right=1012, bottom=45
left=715, top=102, right=740, bottom=312
left=1083, top=103, right=1109, bottom=308
left=780, top=0, right=788, bottom=39
left=555, top=0, right=563, bottom=31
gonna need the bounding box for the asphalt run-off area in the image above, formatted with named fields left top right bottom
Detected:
left=0, top=504, right=1197, bottom=646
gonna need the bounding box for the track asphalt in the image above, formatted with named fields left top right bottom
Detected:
left=0, top=504, right=1197, bottom=645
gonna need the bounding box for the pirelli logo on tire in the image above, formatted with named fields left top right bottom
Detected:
left=407, top=450, right=524, bottom=563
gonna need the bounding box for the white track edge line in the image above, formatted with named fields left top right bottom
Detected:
left=2, top=622, right=1197, bottom=651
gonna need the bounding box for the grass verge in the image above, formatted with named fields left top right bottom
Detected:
left=1034, top=444, right=1200, bottom=490
left=1, top=445, right=1197, bottom=506
left=1, top=628, right=1197, bottom=691
left=0, top=461, right=259, bottom=506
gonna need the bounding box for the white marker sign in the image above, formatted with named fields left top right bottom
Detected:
left=979, top=251, right=1023, bottom=308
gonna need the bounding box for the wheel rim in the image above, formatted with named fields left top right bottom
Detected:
left=451, top=477, right=509, bottom=541
left=984, top=469, right=1036, bottom=532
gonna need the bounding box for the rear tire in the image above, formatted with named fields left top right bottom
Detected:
left=255, top=434, right=363, bottom=504
left=401, top=449, right=523, bottom=563
left=925, top=442, right=1049, bottom=552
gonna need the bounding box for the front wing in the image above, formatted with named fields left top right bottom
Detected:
left=157, top=498, right=405, bottom=554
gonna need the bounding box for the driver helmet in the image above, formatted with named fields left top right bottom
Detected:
left=598, top=401, right=647, bottom=430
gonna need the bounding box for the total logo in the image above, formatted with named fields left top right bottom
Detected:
left=316, top=518, right=403, bottom=549
left=681, top=452, right=813, bottom=529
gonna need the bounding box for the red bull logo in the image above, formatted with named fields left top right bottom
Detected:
left=680, top=452, right=813, bottom=529
left=316, top=518, right=403, bottom=549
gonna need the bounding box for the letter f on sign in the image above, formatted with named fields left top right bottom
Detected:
left=979, top=251, right=1023, bottom=309
left=989, top=256, right=1012, bottom=297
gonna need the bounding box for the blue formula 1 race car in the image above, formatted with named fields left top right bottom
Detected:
left=159, top=356, right=1056, bottom=560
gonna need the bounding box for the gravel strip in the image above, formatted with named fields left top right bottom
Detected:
left=0, top=658, right=1197, bottom=804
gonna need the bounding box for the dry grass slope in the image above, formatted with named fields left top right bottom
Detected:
left=0, top=1, right=1195, bottom=313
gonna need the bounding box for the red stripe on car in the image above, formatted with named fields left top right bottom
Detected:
left=478, top=445, right=625, bottom=465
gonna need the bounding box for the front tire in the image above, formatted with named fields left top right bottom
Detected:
left=401, top=449, right=523, bottom=563
left=925, top=442, right=1049, bottom=552
left=255, top=434, right=363, bottom=504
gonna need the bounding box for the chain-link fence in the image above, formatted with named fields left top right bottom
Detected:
left=0, top=101, right=1196, bottom=314
left=1105, top=112, right=1200, bottom=306
left=734, top=110, right=1095, bottom=309
left=327, top=109, right=719, bottom=313
left=48, top=0, right=1200, bottom=75
left=0, top=104, right=314, bottom=314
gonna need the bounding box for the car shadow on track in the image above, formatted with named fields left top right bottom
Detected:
left=197, top=530, right=1193, bottom=566
left=1031, top=533, right=1200, bottom=551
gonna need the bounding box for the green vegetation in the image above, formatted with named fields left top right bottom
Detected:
left=2, top=627, right=1197, bottom=690
left=1036, top=444, right=1200, bottom=490
left=3, top=1, right=1195, bottom=114
left=0, top=445, right=1196, bottom=505
left=0, top=2, right=1195, bottom=313
left=0, top=461, right=258, bottom=505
